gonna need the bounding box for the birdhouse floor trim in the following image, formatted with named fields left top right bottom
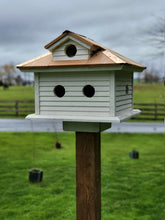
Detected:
left=63, top=122, right=111, bottom=132
left=25, top=109, right=140, bottom=123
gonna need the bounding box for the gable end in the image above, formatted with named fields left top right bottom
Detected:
left=44, top=31, right=105, bottom=61
left=53, top=38, right=91, bottom=61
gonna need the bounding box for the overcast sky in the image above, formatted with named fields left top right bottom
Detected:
left=0, top=0, right=165, bottom=75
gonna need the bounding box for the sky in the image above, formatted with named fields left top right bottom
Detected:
left=0, top=0, right=165, bottom=76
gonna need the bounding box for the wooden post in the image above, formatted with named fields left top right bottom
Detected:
left=15, top=101, right=19, bottom=116
left=76, top=132, right=101, bottom=220
left=154, top=104, right=157, bottom=120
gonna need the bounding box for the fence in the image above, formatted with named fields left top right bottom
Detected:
left=132, top=103, right=165, bottom=121
left=0, top=100, right=34, bottom=117
left=0, top=100, right=164, bottom=121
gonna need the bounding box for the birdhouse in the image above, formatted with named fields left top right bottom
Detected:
left=17, top=30, right=145, bottom=131
left=17, top=31, right=146, bottom=218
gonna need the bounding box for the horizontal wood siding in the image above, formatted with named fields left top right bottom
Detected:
left=39, top=72, right=111, bottom=117
left=115, top=71, right=133, bottom=116
left=34, top=73, right=40, bottom=114
left=52, top=39, right=90, bottom=61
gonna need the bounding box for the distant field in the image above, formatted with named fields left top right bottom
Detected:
left=0, top=86, right=34, bottom=101
left=0, top=83, right=164, bottom=103
left=0, top=132, right=165, bottom=220
left=134, top=83, right=164, bottom=103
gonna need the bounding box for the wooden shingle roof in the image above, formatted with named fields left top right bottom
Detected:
left=17, top=30, right=146, bottom=71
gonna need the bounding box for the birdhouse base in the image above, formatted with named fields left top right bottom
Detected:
left=63, top=122, right=111, bottom=132
left=26, top=109, right=141, bottom=123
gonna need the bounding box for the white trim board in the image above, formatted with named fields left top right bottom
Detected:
left=26, top=109, right=141, bottom=123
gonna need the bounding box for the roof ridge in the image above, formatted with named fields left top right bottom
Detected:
left=63, top=30, right=87, bottom=39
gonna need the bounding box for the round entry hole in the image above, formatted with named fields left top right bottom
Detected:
left=65, top=44, right=77, bottom=57
left=54, top=85, right=65, bottom=98
left=83, top=85, right=95, bottom=98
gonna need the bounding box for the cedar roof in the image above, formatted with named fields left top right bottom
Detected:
left=17, top=30, right=146, bottom=71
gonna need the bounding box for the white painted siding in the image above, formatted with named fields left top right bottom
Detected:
left=52, top=39, right=90, bottom=61
left=115, top=71, right=133, bottom=116
left=34, top=73, right=40, bottom=114
left=38, top=72, right=113, bottom=117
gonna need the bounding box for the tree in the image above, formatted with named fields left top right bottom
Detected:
left=145, top=16, right=165, bottom=57
left=0, top=64, right=16, bottom=85
left=143, top=70, right=160, bottom=83
left=144, top=16, right=165, bottom=80
left=0, top=70, right=4, bottom=78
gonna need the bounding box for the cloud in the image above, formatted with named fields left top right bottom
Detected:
left=0, top=0, right=165, bottom=72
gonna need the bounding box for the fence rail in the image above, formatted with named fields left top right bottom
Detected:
left=0, top=100, right=164, bottom=121
left=0, top=100, right=34, bottom=117
left=132, top=103, right=165, bottom=121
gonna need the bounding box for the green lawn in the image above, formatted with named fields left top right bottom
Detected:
left=134, top=83, right=165, bottom=103
left=0, top=86, right=34, bottom=101
left=0, top=132, right=165, bottom=220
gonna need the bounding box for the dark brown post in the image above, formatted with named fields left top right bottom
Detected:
left=15, top=101, right=19, bottom=116
left=76, top=132, right=101, bottom=220
left=154, top=104, right=157, bottom=120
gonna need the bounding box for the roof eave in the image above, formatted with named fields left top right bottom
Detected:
left=17, top=64, right=124, bottom=73
left=17, top=63, right=145, bottom=73
left=122, top=64, right=146, bottom=72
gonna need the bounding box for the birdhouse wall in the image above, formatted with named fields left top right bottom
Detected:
left=115, top=71, right=133, bottom=116
left=35, top=72, right=115, bottom=119
left=52, top=39, right=90, bottom=61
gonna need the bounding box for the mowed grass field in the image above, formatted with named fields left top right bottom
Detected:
left=0, top=132, right=165, bottom=220
left=0, top=83, right=164, bottom=103
left=0, top=83, right=164, bottom=219
left=0, top=86, right=35, bottom=101
left=133, top=83, right=165, bottom=103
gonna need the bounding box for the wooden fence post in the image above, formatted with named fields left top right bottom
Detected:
left=76, top=132, right=101, bottom=220
left=154, top=104, right=157, bottom=120
left=15, top=101, right=19, bottom=116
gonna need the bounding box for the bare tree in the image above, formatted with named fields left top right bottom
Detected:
left=143, top=70, right=160, bottom=83
left=143, top=16, right=165, bottom=82
left=145, top=16, right=165, bottom=57
left=0, top=64, right=16, bottom=85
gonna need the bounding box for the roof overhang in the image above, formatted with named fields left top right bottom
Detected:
left=17, top=63, right=144, bottom=73
left=17, top=52, right=146, bottom=73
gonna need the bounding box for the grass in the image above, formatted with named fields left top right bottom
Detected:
left=0, top=86, right=34, bottom=118
left=134, top=83, right=165, bottom=103
left=0, top=86, right=34, bottom=101
left=133, top=83, right=165, bottom=122
left=0, top=132, right=165, bottom=219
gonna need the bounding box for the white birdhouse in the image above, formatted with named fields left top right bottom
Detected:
left=17, top=30, right=145, bottom=131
